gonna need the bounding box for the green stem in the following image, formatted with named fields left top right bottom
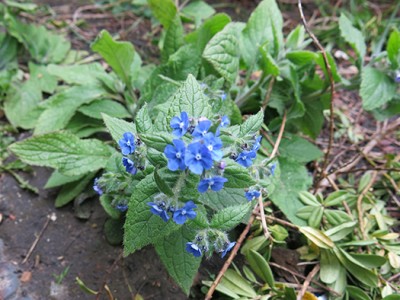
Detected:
left=235, top=75, right=269, bottom=109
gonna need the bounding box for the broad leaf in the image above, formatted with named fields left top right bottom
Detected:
left=162, top=14, right=184, bottom=62
left=55, top=173, right=95, bottom=207
left=140, top=132, right=172, bottom=152
left=47, top=63, right=107, bottom=86
left=223, top=162, right=256, bottom=188
left=9, top=132, right=111, bottom=176
left=44, top=170, right=85, bottom=189
left=387, top=29, right=400, bottom=69
left=199, top=188, right=247, bottom=211
left=29, top=63, right=57, bottom=94
left=135, top=103, right=154, bottom=134
left=203, top=23, right=239, bottom=83
left=210, top=202, right=252, bottom=231
left=102, top=113, right=136, bottom=144
left=278, top=134, right=323, bottom=163
left=78, top=100, right=130, bottom=120
left=360, top=67, right=396, bottom=110
left=320, top=249, right=341, bottom=284
left=123, top=174, right=180, bottom=255
left=91, top=30, right=135, bottom=86
left=239, top=110, right=263, bottom=137
left=339, top=14, right=366, bottom=60
left=147, top=0, right=177, bottom=28
left=155, top=226, right=200, bottom=295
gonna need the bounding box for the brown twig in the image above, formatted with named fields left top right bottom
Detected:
left=96, top=251, right=124, bottom=300
left=270, top=110, right=287, bottom=159
left=204, top=207, right=257, bottom=300
left=22, top=215, right=52, bottom=264
left=269, top=262, right=340, bottom=296
left=297, top=264, right=320, bottom=300
left=357, top=171, right=378, bottom=239
left=297, top=0, right=335, bottom=192
left=258, top=195, right=271, bottom=240
left=261, top=77, right=275, bottom=111
left=264, top=215, right=299, bottom=230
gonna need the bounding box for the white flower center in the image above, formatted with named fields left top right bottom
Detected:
left=176, top=152, right=181, bottom=159
left=179, top=122, right=185, bottom=128
left=207, top=145, right=213, bottom=151
left=196, top=154, right=202, bottom=160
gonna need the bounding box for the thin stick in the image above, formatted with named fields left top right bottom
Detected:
left=297, top=264, right=320, bottom=300
left=205, top=207, right=257, bottom=300
left=258, top=195, right=271, bottom=240
left=269, top=262, right=340, bottom=296
left=262, top=77, right=275, bottom=111
left=357, top=171, right=378, bottom=239
left=264, top=215, right=299, bottom=229
left=297, top=0, right=335, bottom=191
left=270, top=110, right=287, bottom=159
left=96, top=251, right=124, bottom=300
left=22, top=216, right=51, bottom=264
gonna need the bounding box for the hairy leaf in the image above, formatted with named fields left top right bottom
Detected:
left=210, top=202, right=252, bottom=230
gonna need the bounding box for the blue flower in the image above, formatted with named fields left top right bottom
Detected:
left=221, top=242, right=236, bottom=258
left=245, top=190, right=260, bottom=201
left=164, top=139, right=186, bottom=171
left=220, top=92, right=227, bottom=101
left=119, top=132, right=136, bottom=155
left=185, top=142, right=213, bottom=174
left=203, top=133, right=223, bottom=161
left=122, top=157, right=137, bottom=175
left=93, top=178, right=103, bottom=195
left=221, top=115, right=230, bottom=127
left=186, top=242, right=202, bottom=257
left=270, top=162, right=277, bottom=176
left=116, top=204, right=128, bottom=212
left=192, top=120, right=212, bottom=139
left=253, top=135, right=262, bottom=151
left=235, top=150, right=256, bottom=168
left=173, top=201, right=197, bottom=224
left=170, top=112, right=189, bottom=137
left=147, top=202, right=170, bottom=222
left=198, top=176, right=228, bottom=193
left=395, top=70, right=400, bottom=83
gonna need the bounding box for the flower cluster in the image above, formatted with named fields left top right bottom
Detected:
left=164, top=112, right=231, bottom=193
left=147, top=194, right=197, bottom=225
left=118, top=132, right=146, bottom=175
left=185, top=230, right=236, bottom=258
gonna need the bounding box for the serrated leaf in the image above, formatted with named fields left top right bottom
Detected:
left=168, top=74, right=212, bottom=118
left=240, top=0, right=283, bottom=67
left=44, top=170, right=85, bottom=189
left=239, top=110, right=263, bottom=137
left=320, top=249, right=341, bottom=284
left=78, top=99, right=130, bottom=120
left=123, top=174, right=180, bottom=255
left=102, top=113, right=136, bottom=144
left=155, top=226, right=200, bottom=295
left=91, top=30, right=134, bottom=86
left=223, top=162, right=256, bottom=188
left=203, top=23, right=239, bottom=83
left=148, top=0, right=176, bottom=28
left=55, top=173, right=95, bottom=207
left=135, top=103, right=154, bottom=134
left=154, top=168, right=174, bottom=197
left=29, top=63, right=57, bottom=94
left=34, top=85, right=106, bottom=134
left=279, top=135, right=323, bottom=163
left=9, top=132, right=111, bottom=176
left=199, top=188, right=248, bottom=211
left=162, top=13, right=184, bottom=62
left=247, top=250, right=275, bottom=287
left=4, top=79, right=43, bottom=129
left=299, top=227, right=334, bottom=249
left=339, top=14, right=366, bottom=60
left=210, top=202, right=252, bottom=231
left=269, top=158, right=311, bottom=225
left=387, top=29, right=400, bottom=69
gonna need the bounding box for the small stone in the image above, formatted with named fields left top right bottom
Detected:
left=20, top=271, right=32, bottom=283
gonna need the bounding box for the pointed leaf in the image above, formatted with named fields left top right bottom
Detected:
left=339, top=14, right=366, bottom=60
left=247, top=250, right=275, bottom=287
left=102, top=113, right=136, bottom=144
left=210, top=202, right=252, bottom=231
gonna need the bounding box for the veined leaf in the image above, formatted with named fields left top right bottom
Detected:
left=339, top=14, right=366, bottom=60
left=55, top=173, right=95, bottom=207
left=102, top=113, right=136, bottom=144
left=147, top=0, right=177, bottom=28
left=210, top=202, right=252, bottom=231
left=78, top=99, right=130, bottom=120
left=299, top=227, right=334, bottom=249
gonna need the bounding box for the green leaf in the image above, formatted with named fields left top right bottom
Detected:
left=325, top=221, right=357, bottom=242
left=181, top=1, right=215, bottom=27
left=9, top=132, right=111, bottom=176
left=347, top=286, right=371, bottom=300
left=168, top=74, right=212, bottom=118
left=5, top=14, right=70, bottom=63
left=320, top=249, right=341, bottom=284
left=299, top=227, right=334, bottom=249
left=286, top=50, right=318, bottom=66
left=34, top=85, right=106, bottom=134
left=308, top=206, right=324, bottom=228
left=4, top=79, right=43, bottom=129
left=349, top=253, right=387, bottom=268
left=47, top=63, right=107, bottom=86
left=339, top=14, right=366, bottom=60
left=154, top=168, right=174, bottom=197
left=100, top=195, right=122, bottom=219
left=298, top=191, right=320, bottom=206
left=55, top=173, right=95, bottom=207
left=269, top=158, right=312, bottom=225
left=140, top=132, right=172, bottom=152
left=246, top=250, right=275, bottom=287
left=382, top=296, right=400, bottom=300
left=387, top=29, right=400, bottom=69
left=260, top=47, right=280, bottom=76
left=279, top=135, right=323, bottom=163
left=324, top=210, right=353, bottom=227
left=221, top=269, right=257, bottom=298
left=324, top=190, right=352, bottom=207
left=285, top=25, right=306, bottom=50
left=239, top=110, right=263, bottom=137
left=5, top=0, right=37, bottom=11
left=223, top=162, right=256, bottom=188
left=0, top=34, right=18, bottom=70
left=155, top=226, right=200, bottom=295
left=240, top=0, right=283, bottom=67
left=199, top=188, right=248, bottom=211
left=123, top=174, right=180, bottom=255
left=147, top=0, right=177, bottom=28
left=203, top=23, right=239, bottom=83
left=104, top=218, right=124, bottom=245
left=360, top=66, right=397, bottom=110
left=135, top=103, right=154, bottom=134
left=162, top=13, right=184, bottom=62
left=210, top=202, right=252, bottom=231
left=78, top=99, right=130, bottom=120
left=102, top=113, right=136, bottom=144
left=202, top=280, right=240, bottom=299
left=29, top=63, right=57, bottom=94
left=44, top=170, right=85, bottom=189
left=91, top=30, right=135, bottom=86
